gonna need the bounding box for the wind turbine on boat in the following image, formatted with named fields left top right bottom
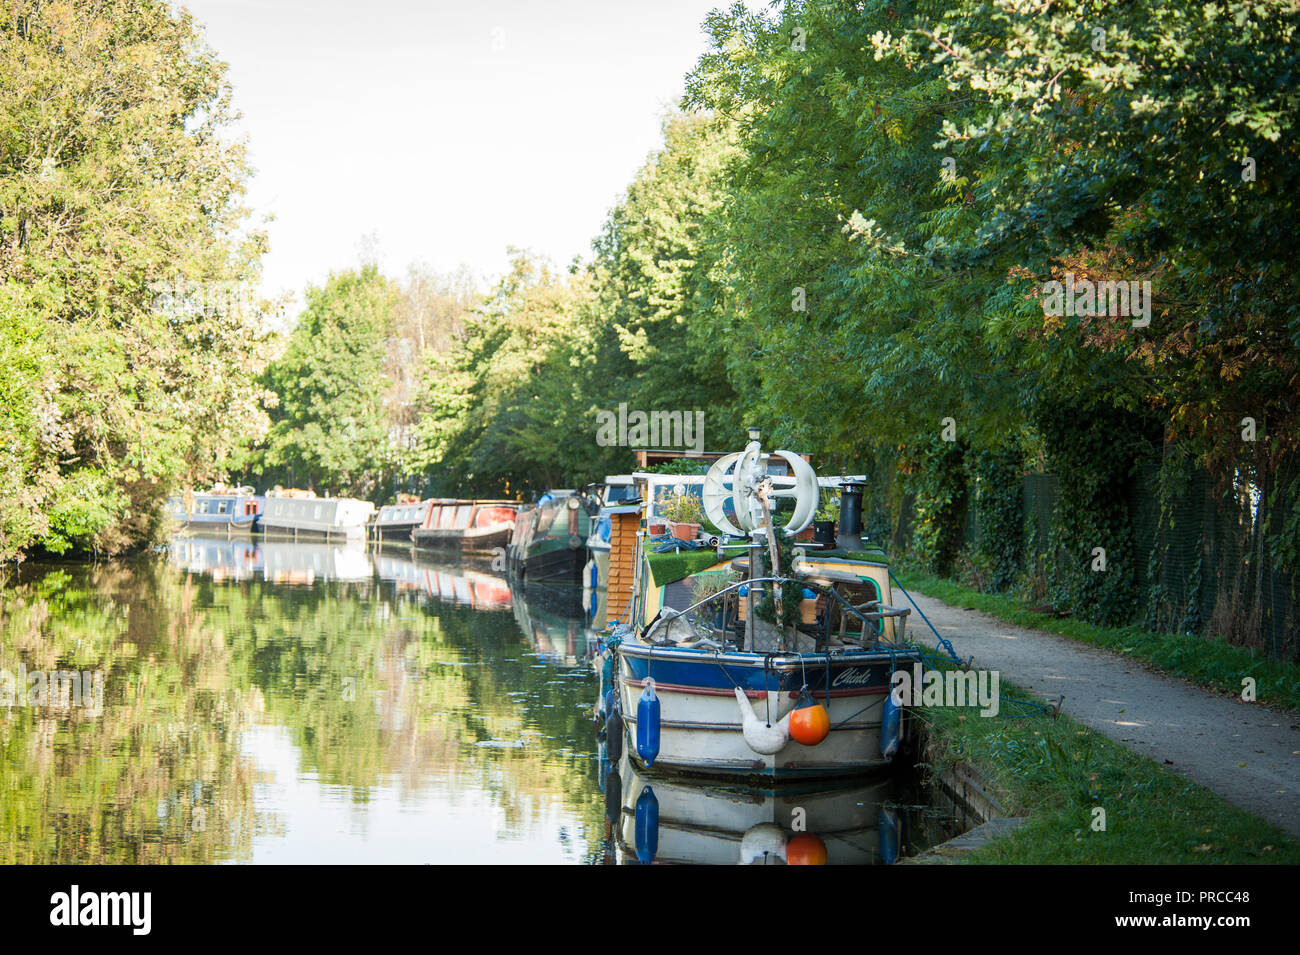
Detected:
left=700, top=427, right=820, bottom=652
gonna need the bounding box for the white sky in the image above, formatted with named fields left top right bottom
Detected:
left=181, top=0, right=742, bottom=312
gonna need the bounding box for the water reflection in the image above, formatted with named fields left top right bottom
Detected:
left=1, top=540, right=955, bottom=865
left=1, top=542, right=602, bottom=863
left=596, top=750, right=955, bottom=865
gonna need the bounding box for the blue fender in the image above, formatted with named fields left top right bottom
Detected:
left=636, top=680, right=661, bottom=767
left=635, top=785, right=659, bottom=864
left=881, top=690, right=902, bottom=760
left=878, top=807, right=899, bottom=865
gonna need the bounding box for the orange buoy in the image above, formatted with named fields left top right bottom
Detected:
left=786, top=833, right=828, bottom=865
left=788, top=688, right=830, bottom=746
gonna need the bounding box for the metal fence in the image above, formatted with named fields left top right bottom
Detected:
left=897, top=463, right=1298, bottom=661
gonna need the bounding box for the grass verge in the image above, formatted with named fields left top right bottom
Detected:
left=896, top=571, right=1300, bottom=714
left=915, top=669, right=1300, bottom=863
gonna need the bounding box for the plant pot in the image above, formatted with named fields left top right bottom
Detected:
left=669, top=521, right=700, bottom=541
left=813, top=520, right=836, bottom=547
left=648, top=521, right=667, bottom=536
left=795, top=525, right=814, bottom=541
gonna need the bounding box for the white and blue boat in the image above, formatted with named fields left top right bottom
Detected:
left=592, top=431, right=923, bottom=782
left=165, top=487, right=262, bottom=535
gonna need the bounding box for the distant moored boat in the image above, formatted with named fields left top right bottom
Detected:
left=259, top=491, right=375, bottom=540
left=166, top=487, right=262, bottom=535
left=412, top=499, right=518, bottom=554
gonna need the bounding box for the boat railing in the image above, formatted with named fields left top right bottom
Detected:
left=644, top=575, right=910, bottom=652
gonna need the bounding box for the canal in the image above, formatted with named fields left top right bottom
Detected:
left=0, top=539, right=959, bottom=864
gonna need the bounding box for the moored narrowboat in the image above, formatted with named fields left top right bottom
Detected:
left=166, top=487, right=262, bottom=535
left=591, top=430, right=923, bottom=782
left=411, top=499, right=519, bottom=554
left=506, top=489, right=597, bottom=584
left=371, top=499, right=437, bottom=541
left=259, top=491, right=375, bottom=540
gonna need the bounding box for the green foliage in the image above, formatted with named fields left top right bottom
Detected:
left=643, top=458, right=709, bottom=475
left=660, top=493, right=704, bottom=525
left=255, top=265, right=398, bottom=497
left=1036, top=398, right=1159, bottom=627
left=0, top=0, right=274, bottom=560
left=970, top=443, right=1025, bottom=592
left=920, top=666, right=1300, bottom=863
left=908, top=439, right=969, bottom=578
left=752, top=533, right=803, bottom=629
left=814, top=489, right=839, bottom=523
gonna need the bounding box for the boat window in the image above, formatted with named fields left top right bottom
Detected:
left=314, top=504, right=323, bottom=520
left=216, top=501, right=228, bottom=514
left=438, top=506, right=457, bottom=530
left=198, top=501, right=210, bottom=514
left=454, top=505, right=473, bottom=529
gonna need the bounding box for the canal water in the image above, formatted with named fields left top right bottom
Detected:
left=0, top=538, right=959, bottom=864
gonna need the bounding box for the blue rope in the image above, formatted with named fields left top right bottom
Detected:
left=888, top=569, right=964, bottom=667
left=889, top=571, right=1054, bottom=719
left=649, top=532, right=711, bottom=553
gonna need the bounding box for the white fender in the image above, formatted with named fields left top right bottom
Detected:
left=734, top=686, right=790, bottom=756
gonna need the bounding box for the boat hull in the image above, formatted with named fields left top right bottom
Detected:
left=613, top=642, right=920, bottom=781
left=371, top=522, right=419, bottom=541
left=260, top=496, right=374, bottom=539
left=173, top=517, right=257, bottom=535
left=413, top=523, right=512, bottom=554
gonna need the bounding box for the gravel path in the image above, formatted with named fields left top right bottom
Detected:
left=901, top=589, right=1300, bottom=838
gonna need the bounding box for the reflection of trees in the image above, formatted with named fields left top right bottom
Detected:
left=247, top=581, right=603, bottom=848
left=1, top=563, right=257, bottom=863
left=2, top=559, right=605, bottom=862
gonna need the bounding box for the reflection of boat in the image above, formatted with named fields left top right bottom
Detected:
left=259, top=540, right=374, bottom=584
left=166, top=537, right=374, bottom=584
left=506, top=490, right=596, bottom=584
left=593, top=431, right=924, bottom=782
left=165, top=488, right=262, bottom=534
left=412, top=500, right=519, bottom=554
left=375, top=547, right=513, bottom=610
left=606, top=752, right=897, bottom=865
left=260, top=492, right=375, bottom=540
left=509, top=578, right=597, bottom=666
left=167, top=537, right=263, bottom=581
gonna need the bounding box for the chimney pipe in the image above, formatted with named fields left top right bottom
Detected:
left=836, top=482, right=865, bottom=551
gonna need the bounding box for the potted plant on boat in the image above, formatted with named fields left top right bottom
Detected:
left=813, top=490, right=838, bottom=548
left=661, top=492, right=704, bottom=541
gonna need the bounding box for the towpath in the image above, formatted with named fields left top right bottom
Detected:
left=902, top=589, right=1300, bottom=838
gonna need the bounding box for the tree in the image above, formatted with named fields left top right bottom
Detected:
left=0, top=0, right=274, bottom=560
left=257, top=266, right=398, bottom=496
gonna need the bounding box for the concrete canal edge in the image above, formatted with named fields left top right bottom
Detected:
left=901, top=736, right=1028, bottom=864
